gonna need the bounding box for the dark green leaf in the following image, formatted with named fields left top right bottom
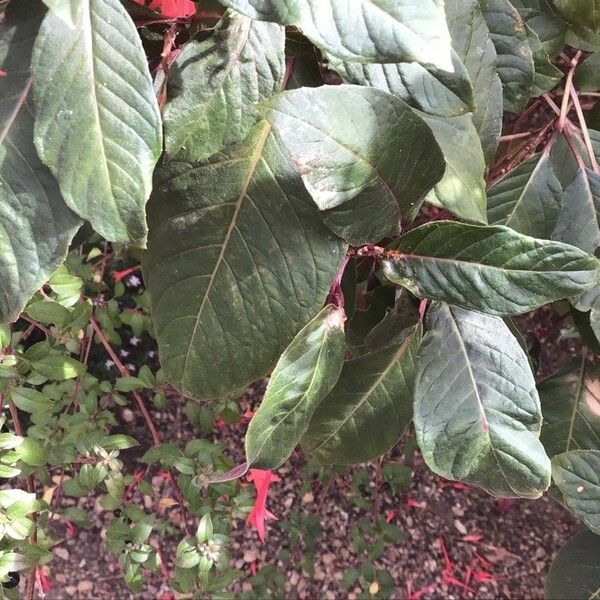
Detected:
left=263, top=85, right=445, bottom=244
left=217, top=0, right=454, bottom=69
left=10, top=387, right=53, bottom=413
left=144, top=121, right=346, bottom=399
left=553, top=0, right=600, bottom=32
left=526, top=23, right=563, bottom=95
left=480, top=0, right=535, bottom=113
left=164, top=10, right=284, bottom=161
left=446, top=0, right=503, bottom=163
left=545, top=529, right=600, bottom=600
left=512, top=0, right=568, bottom=57
left=42, top=0, right=83, bottom=26
left=487, top=151, right=563, bottom=237
left=538, top=358, right=600, bottom=458
left=553, top=168, right=600, bottom=254
left=245, top=304, right=345, bottom=469
left=0, top=1, right=81, bottom=324
left=382, top=221, right=600, bottom=315
left=415, top=302, right=550, bottom=498
left=302, top=324, right=420, bottom=465
left=575, top=52, right=600, bottom=91
left=31, top=0, right=162, bottom=245
left=553, top=449, right=600, bottom=532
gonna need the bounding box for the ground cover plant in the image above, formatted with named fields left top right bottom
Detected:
left=2, top=0, right=600, bottom=597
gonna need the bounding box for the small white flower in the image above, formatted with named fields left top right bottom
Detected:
left=105, top=359, right=114, bottom=369
left=130, top=336, right=141, bottom=347
left=127, top=275, right=141, bottom=287
left=119, top=349, right=130, bottom=358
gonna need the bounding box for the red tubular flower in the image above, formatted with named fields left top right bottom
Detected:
left=142, top=0, right=196, bottom=17
left=246, top=469, right=280, bottom=542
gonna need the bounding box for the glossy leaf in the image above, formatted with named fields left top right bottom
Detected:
left=31, top=0, right=162, bottom=245
left=164, top=11, right=284, bottom=161
left=553, top=0, right=600, bottom=32
left=545, top=529, right=600, bottom=600
left=553, top=450, right=600, bottom=532
left=553, top=168, right=600, bottom=254
left=326, top=50, right=474, bottom=118
left=303, top=324, right=420, bottom=465
left=415, top=302, right=550, bottom=498
left=527, top=23, right=563, bottom=95
left=538, top=358, right=600, bottom=458
left=575, top=51, right=600, bottom=92
left=217, top=0, right=454, bottom=70
left=0, top=1, right=81, bottom=324
left=42, top=0, right=84, bottom=25
left=446, top=0, right=503, bottom=164
left=487, top=151, right=563, bottom=237
left=245, top=304, right=345, bottom=469
left=382, top=221, right=600, bottom=315
left=328, top=56, right=486, bottom=224
left=144, top=122, right=346, bottom=399
left=512, top=0, right=568, bottom=57
left=263, top=85, right=445, bottom=244
left=480, top=0, right=535, bottom=113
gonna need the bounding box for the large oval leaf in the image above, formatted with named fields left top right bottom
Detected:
left=144, top=122, right=346, bottom=399
left=263, top=85, right=445, bottom=244
left=164, top=11, right=284, bottom=162
left=553, top=450, right=600, bottom=533
left=31, top=0, right=162, bottom=245
left=382, top=221, right=600, bottom=315
left=414, top=302, right=551, bottom=498
left=302, top=324, right=420, bottom=465
left=217, top=0, right=454, bottom=70
left=546, top=530, right=600, bottom=600
left=245, top=304, right=345, bottom=469
left=539, top=358, right=600, bottom=458
left=487, top=151, right=563, bottom=238
left=446, top=0, right=503, bottom=164
left=0, top=1, right=81, bottom=324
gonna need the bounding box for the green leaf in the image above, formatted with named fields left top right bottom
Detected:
left=175, top=539, right=200, bottom=569
left=302, top=324, right=420, bottom=465
left=480, top=0, right=535, bottom=113
left=545, top=530, right=600, bottom=600
left=10, top=387, right=53, bottom=413
left=538, top=358, right=600, bottom=458
left=422, top=114, right=488, bottom=223
left=512, top=0, right=568, bottom=58
left=196, top=514, right=213, bottom=544
left=42, top=0, right=84, bottom=26
left=164, top=10, right=284, bottom=162
left=31, top=354, right=85, bottom=380
left=382, top=221, right=600, bottom=315
left=14, top=438, right=46, bottom=467
left=0, top=2, right=81, bottom=325
left=31, top=0, right=162, bottom=245
left=446, top=0, right=503, bottom=164
left=245, top=304, right=346, bottom=469
left=144, top=121, right=346, bottom=399
left=575, top=52, right=600, bottom=91
left=217, top=0, right=454, bottom=70
left=263, top=85, right=445, bottom=244
left=327, top=56, right=486, bottom=224
left=487, top=151, right=563, bottom=237
left=527, top=24, right=563, bottom=95
left=103, top=434, right=139, bottom=450
left=115, top=377, right=152, bottom=392
left=553, top=168, right=600, bottom=254
left=553, top=0, right=600, bottom=32
left=326, top=50, right=474, bottom=118
left=553, top=449, right=600, bottom=532
left=415, top=302, right=550, bottom=498
left=24, top=300, right=70, bottom=327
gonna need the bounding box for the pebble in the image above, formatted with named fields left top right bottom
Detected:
left=77, top=580, right=94, bottom=593
left=454, top=519, right=467, bottom=535
left=54, top=546, right=69, bottom=561
left=122, top=408, right=134, bottom=423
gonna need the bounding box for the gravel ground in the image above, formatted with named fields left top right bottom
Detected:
left=41, top=381, right=578, bottom=600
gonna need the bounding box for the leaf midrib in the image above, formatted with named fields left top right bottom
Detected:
left=309, top=329, right=414, bottom=454
left=180, top=121, right=272, bottom=390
